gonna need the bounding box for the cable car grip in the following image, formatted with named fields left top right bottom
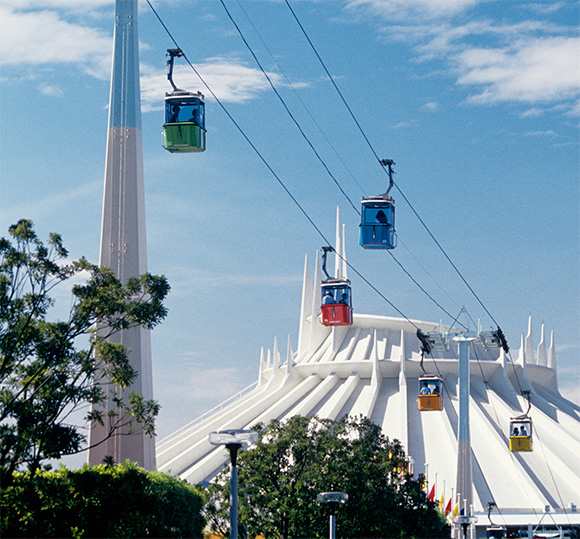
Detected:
left=320, top=246, right=334, bottom=281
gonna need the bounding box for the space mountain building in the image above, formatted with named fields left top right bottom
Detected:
left=157, top=225, right=580, bottom=537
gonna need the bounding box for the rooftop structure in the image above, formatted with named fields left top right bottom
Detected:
left=157, top=225, right=580, bottom=536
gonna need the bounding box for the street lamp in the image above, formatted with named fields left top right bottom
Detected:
left=453, top=514, right=478, bottom=539
left=209, top=429, right=258, bottom=539
left=317, top=492, right=348, bottom=539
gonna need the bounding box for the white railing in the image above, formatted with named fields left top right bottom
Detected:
left=157, top=380, right=260, bottom=446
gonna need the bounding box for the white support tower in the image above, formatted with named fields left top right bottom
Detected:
left=88, top=0, right=155, bottom=470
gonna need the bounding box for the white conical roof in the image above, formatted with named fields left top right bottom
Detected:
left=157, top=253, right=580, bottom=533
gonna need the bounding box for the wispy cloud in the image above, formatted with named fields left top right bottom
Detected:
left=524, top=130, right=558, bottom=137
left=0, top=181, right=102, bottom=226
left=345, top=0, right=479, bottom=21
left=456, top=36, right=580, bottom=106
left=421, top=101, right=439, bottom=111
left=164, top=266, right=302, bottom=296
left=140, top=58, right=284, bottom=110
left=38, top=82, right=64, bottom=97
left=0, top=5, right=112, bottom=78
left=349, top=1, right=580, bottom=113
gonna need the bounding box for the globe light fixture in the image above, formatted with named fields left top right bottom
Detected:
left=209, top=429, right=258, bottom=539
left=317, top=492, right=348, bottom=539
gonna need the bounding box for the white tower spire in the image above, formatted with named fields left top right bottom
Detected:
left=88, top=0, right=155, bottom=469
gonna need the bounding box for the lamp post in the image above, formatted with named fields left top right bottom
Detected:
left=317, top=492, right=348, bottom=539
left=209, top=429, right=258, bottom=539
left=453, top=515, right=478, bottom=539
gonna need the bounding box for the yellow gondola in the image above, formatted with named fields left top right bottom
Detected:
left=509, top=416, right=533, bottom=452
left=417, top=375, right=443, bottom=411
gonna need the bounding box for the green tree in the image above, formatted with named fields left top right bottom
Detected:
left=1, top=461, right=205, bottom=538
left=0, top=220, right=169, bottom=483
left=202, top=415, right=450, bottom=539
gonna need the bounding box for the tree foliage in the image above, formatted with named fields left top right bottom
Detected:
left=1, top=461, right=204, bottom=538
left=0, top=220, right=170, bottom=483
left=202, top=415, right=450, bottom=539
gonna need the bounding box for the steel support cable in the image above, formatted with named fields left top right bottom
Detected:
left=386, top=250, right=468, bottom=330
left=391, top=180, right=501, bottom=329
left=228, top=0, right=483, bottom=333
left=218, top=0, right=360, bottom=215
left=284, top=0, right=383, bottom=167
left=145, top=0, right=420, bottom=331
left=397, top=234, right=464, bottom=313
left=234, top=0, right=368, bottom=196
left=285, top=0, right=504, bottom=332
left=534, top=427, right=571, bottom=525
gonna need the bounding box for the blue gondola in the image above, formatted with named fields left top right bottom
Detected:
left=163, top=49, right=206, bottom=153
left=360, top=159, right=396, bottom=249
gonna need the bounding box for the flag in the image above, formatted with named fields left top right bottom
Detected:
left=439, top=491, right=445, bottom=511
left=452, top=503, right=459, bottom=517
left=428, top=484, right=435, bottom=501
left=445, top=498, right=452, bottom=517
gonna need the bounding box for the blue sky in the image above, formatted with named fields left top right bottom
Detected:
left=1, top=0, right=579, bottom=446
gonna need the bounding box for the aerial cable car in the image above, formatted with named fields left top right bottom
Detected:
left=485, top=503, right=507, bottom=539
left=360, top=159, right=397, bottom=249
left=320, top=246, right=353, bottom=327
left=509, top=390, right=533, bottom=452
left=416, top=330, right=443, bottom=411
left=162, top=48, right=206, bottom=153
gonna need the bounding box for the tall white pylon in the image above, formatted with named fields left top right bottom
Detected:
left=88, top=0, right=155, bottom=470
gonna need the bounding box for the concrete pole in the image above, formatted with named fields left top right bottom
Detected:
left=227, top=444, right=241, bottom=539
left=329, top=512, right=336, bottom=539
left=456, top=338, right=473, bottom=529
left=88, top=0, right=155, bottom=469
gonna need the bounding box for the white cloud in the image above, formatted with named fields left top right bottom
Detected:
left=519, top=107, right=544, bottom=118
left=524, top=130, right=558, bottom=137
left=0, top=6, right=112, bottom=78
left=523, top=2, right=567, bottom=15
left=456, top=36, right=580, bottom=105
left=140, top=58, right=285, bottom=110
left=0, top=181, right=101, bottom=226
left=346, top=0, right=480, bottom=21
left=38, top=82, right=64, bottom=97
left=164, top=265, right=301, bottom=297
left=0, top=0, right=112, bottom=7
left=422, top=101, right=439, bottom=111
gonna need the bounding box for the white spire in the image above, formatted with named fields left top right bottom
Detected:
left=548, top=329, right=557, bottom=371
left=297, top=254, right=312, bottom=357
left=516, top=334, right=525, bottom=366
left=273, top=337, right=281, bottom=370
left=524, top=316, right=534, bottom=364
left=310, top=249, right=328, bottom=352
left=258, top=347, right=265, bottom=386
left=286, top=334, right=294, bottom=374
left=537, top=324, right=547, bottom=367
left=335, top=206, right=341, bottom=278
left=342, top=223, right=347, bottom=279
